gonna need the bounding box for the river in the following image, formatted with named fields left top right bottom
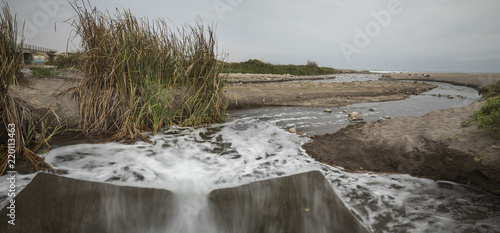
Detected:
left=1, top=75, right=499, bottom=233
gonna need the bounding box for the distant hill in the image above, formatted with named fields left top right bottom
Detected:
left=221, top=59, right=338, bottom=75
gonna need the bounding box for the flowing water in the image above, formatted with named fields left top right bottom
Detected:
left=1, top=76, right=499, bottom=233
left=230, top=80, right=480, bottom=135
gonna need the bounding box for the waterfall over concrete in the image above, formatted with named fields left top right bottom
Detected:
left=0, top=172, right=369, bottom=233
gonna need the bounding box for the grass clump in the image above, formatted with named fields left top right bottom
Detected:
left=222, top=59, right=337, bottom=75
left=1, top=3, right=53, bottom=175
left=463, top=80, right=500, bottom=139
left=474, top=152, right=486, bottom=163
left=480, top=80, right=500, bottom=99
left=46, top=52, right=82, bottom=69
left=1, top=3, right=27, bottom=156
left=470, top=96, right=500, bottom=139
left=31, top=66, right=57, bottom=76
left=71, top=2, right=227, bottom=142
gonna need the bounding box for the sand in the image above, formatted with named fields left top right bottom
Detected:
left=303, top=101, right=500, bottom=193
left=9, top=76, right=80, bottom=128
left=304, top=73, right=500, bottom=193
left=225, top=73, right=335, bottom=84
left=384, top=72, right=500, bottom=90
left=226, top=81, right=435, bottom=108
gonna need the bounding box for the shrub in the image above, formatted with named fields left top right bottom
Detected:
left=481, top=80, right=500, bottom=99
left=47, top=52, right=81, bottom=69
left=31, top=66, right=57, bottom=76
left=306, top=60, right=318, bottom=68
left=471, top=96, right=500, bottom=139
left=222, top=59, right=337, bottom=75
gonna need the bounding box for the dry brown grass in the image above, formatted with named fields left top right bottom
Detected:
left=71, top=1, right=227, bottom=142
left=0, top=3, right=53, bottom=175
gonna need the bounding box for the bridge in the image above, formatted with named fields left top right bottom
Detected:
left=21, top=44, right=58, bottom=64
left=22, top=44, right=58, bottom=53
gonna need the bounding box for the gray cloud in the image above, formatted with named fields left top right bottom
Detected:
left=5, top=0, right=500, bottom=72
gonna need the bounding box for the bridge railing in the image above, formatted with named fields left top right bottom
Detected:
left=22, top=44, right=57, bottom=53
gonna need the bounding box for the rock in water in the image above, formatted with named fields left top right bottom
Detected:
left=324, top=109, right=332, bottom=113
left=348, top=112, right=363, bottom=121
left=209, top=171, right=370, bottom=233
left=369, top=108, right=375, bottom=112
left=289, top=128, right=297, bottom=133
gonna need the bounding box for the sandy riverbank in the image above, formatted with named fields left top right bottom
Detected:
left=383, top=72, right=500, bottom=90
left=303, top=101, right=500, bottom=192
left=226, top=81, right=435, bottom=108
left=9, top=76, right=80, bottom=128
left=224, top=73, right=336, bottom=83
left=11, top=75, right=435, bottom=124
left=304, top=73, right=500, bottom=193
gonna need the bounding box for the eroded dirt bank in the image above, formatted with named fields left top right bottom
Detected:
left=303, top=99, right=500, bottom=193
left=302, top=73, right=500, bottom=193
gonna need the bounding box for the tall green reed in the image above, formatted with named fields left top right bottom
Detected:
left=71, top=2, right=227, bottom=142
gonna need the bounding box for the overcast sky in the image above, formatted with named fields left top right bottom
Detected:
left=5, top=0, right=500, bottom=73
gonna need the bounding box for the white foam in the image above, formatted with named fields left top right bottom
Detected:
left=1, top=116, right=499, bottom=232
left=0, top=173, right=36, bottom=209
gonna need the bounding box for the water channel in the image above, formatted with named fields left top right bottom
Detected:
left=1, top=74, right=499, bottom=233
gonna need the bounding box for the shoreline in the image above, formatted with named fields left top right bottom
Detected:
left=382, top=72, right=500, bottom=90
left=226, top=80, right=435, bottom=108
left=224, top=73, right=337, bottom=84
left=8, top=72, right=500, bottom=194
left=303, top=73, right=500, bottom=193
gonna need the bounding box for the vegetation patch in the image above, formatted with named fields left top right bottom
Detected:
left=1, top=3, right=27, bottom=165
left=470, top=96, right=500, bottom=139
left=463, top=80, right=500, bottom=139
left=222, top=59, right=338, bottom=75
left=71, top=2, right=227, bottom=142
left=1, top=4, right=53, bottom=175
left=480, top=80, right=500, bottom=99
left=46, top=52, right=81, bottom=69
left=31, top=66, right=58, bottom=76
